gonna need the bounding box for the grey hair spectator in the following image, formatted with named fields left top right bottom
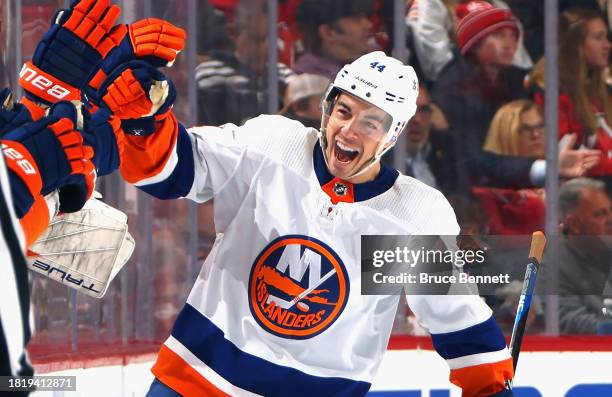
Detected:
left=559, top=177, right=607, bottom=218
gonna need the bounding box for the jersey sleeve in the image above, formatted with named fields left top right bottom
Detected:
left=183, top=121, right=258, bottom=204
left=118, top=112, right=196, bottom=200
left=406, top=193, right=514, bottom=397
left=118, top=111, right=260, bottom=202
left=119, top=113, right=293, bottom=206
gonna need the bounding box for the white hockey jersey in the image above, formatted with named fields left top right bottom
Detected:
left=122, top=115, right=513, bottom=396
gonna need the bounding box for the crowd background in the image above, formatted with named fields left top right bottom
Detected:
left=0, top=0, right=610, bottom=365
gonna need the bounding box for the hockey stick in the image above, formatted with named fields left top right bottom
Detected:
left=507, top=231, right=547, bottom=387
left=286, top=268, right=337, bottom=310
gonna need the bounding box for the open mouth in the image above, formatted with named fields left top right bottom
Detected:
left=334, top=140, right=359, bottom=163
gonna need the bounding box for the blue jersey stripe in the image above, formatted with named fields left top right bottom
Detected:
left=139, top=124, right=195, bottom=200
left=170, top=303, right=371, bottom=397
left=430, top=315, right=507, bottom=360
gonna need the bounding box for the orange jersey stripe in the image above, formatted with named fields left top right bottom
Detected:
left=449, top=357, right=513, bottom=397
left=120, top=112, right=179, bottom=184
left=151, top=344, right=230, bottom=397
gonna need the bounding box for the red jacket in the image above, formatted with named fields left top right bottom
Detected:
left=534, top=90, right=612, bottom=176
left=472, top=187, right=545, bottom=235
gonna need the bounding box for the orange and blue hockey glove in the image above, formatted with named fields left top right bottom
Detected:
left=86, top=17, right=186, bottom=99
left=2, top=136, right=49, bottom=245
left=94, top=60, right=176, bottom=136
left=2, top=102, right=96, bottom=214
left=82, top=107, right=125, bottom=176
left=0, top=87, right=125, bottom=179
left=19, top=0, right=186, bottom=106
left=19, top=0, right=122, bottom=105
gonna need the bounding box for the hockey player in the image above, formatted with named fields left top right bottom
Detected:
left=0, top=0, right=186, bottom=387
left=96, top=47, right=515, bottom=395
left=20, top=2, right=513, bottom=392
left=0, top=101, right=95, bottom=383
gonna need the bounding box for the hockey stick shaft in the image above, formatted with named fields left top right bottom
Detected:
left=509, top=231, right=547, bottom=373
left=287, top=268, right=337, bottom=309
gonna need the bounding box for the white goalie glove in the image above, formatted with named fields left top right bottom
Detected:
left=27, top=194, right=135, bottom=298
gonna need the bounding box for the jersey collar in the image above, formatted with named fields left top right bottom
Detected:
left=313, top=141, right=399, bottom=204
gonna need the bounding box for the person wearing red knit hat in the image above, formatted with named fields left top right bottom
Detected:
left=431, top=1, right=599, bottom=196
left=407, top=0, right=533, bottom=83
left=429, top=2, right=534, bottom=191
left=456, top=2, right=520, bottom=57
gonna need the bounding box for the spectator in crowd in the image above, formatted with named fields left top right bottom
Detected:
left=195, top=0, right=294, bottom=125
left=406, top=0, right=532, bottom=84
left=279, top=73, right=330, bottom=128
left=483, top=100, right=545, bottom=160
left=431, top=3, right=600, bottom=190
left=430, top=3, right=533, bottom=190
left=195, top=0, right=233, bottom=58
left=557, top=178, right=612, bottom=334
left=529, top=7, right=612, bottom=189
left=472, top=100, right=547, bottom=234
left=402, top=84, right=460, bottom=194
left=472, top=99, right=602, bottom=234
left=294, top=0, right=378, bottom=79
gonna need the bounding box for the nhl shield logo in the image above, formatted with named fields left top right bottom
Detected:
left=333, top=182, right=348, bottom=196
left=248, top=235, right=349, bottom=339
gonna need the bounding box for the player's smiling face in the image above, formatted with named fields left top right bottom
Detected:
left=324, top=93, right=391, bottom=183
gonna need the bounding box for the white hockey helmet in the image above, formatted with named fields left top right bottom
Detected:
left=319, top=51, right=419, bottom=177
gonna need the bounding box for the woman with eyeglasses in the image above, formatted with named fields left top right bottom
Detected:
left=529, top=7, right=612, bottom=184
left=473, top=98, right=602, bottom=234
left=471, top=100, right=548, bottom=234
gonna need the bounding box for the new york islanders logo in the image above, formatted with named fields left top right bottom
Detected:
left=248, top=235, right=349, bottom=339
